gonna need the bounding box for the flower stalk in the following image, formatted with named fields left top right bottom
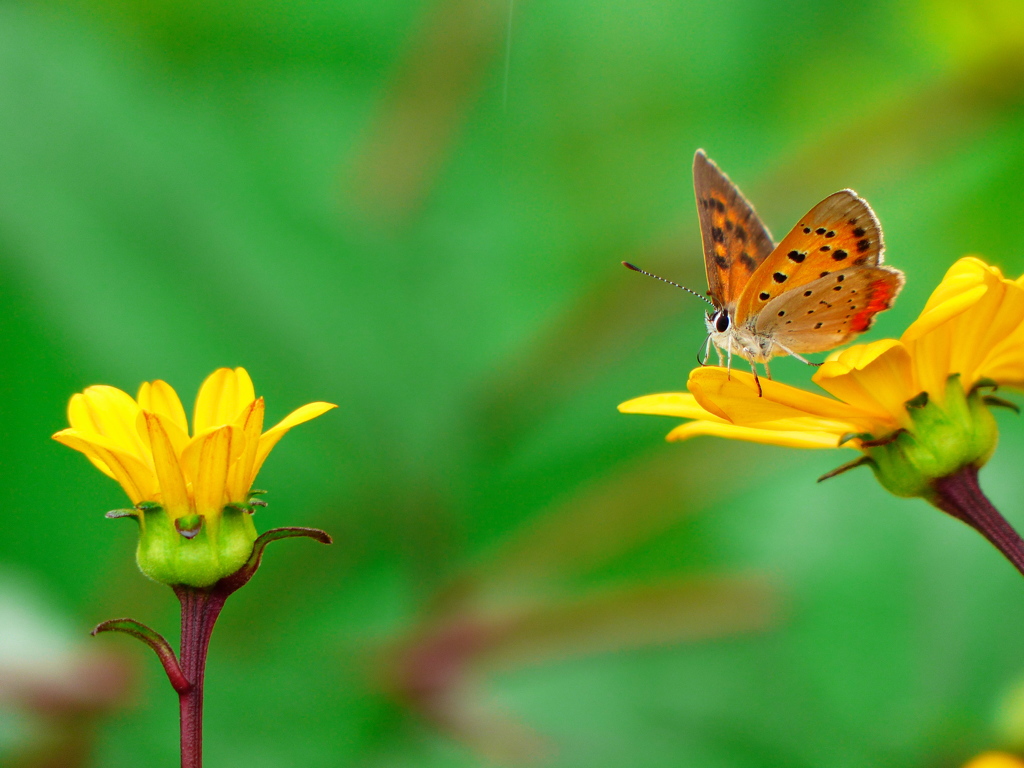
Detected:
left=931, top=465, right=1024, bottom=578
left=175, top=585, right=223, bottom=768
left=95, top=527, right=332, bottom=768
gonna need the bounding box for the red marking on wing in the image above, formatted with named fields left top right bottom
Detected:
left=850, top=279, right=897, bottom=332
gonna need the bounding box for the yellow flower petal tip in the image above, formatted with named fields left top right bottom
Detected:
left=55, top=370, right=336, bottom=587
left=619, top=257, right=1023, bottom=500
left=963, top=752, right=1024, bottom=768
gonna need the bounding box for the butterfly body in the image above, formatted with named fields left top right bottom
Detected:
left=705, top=308, right=773, bottom=364
left=692, top=150, right=903, bottom=371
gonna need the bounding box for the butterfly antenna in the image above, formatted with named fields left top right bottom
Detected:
left=622, top=262, right=714, bottom=306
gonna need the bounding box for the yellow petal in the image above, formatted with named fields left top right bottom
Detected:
left=812, top=339, right=914, bottom=427
left=665, top=420, right=851, bottom=449
left=180, top=425, right=246, bottom=514
left=52, top=429, right=157, bottom=504
left=193, top=368, right=256, bottom=435
left=901, top=284, right=987, bottom=344
left=227, top=398, right=266, bottom=501
left=252, top=402, right=337, bottom=480
left=687, top=368, right=871, bottom=430
left=55, top=416, right=117, bottom=480
left=618, top=393, right=726, bottom=422
left=67, top=386, right=147, bottom=459
left=913, top=256, right=998, bottom=317
left=979, top=346, right=1024, bottom=388
left=962, top=753, right=1024, bottom=768
left=901, top=257, right=1024, bottom=396
left=953, top=284, right=1024, bottom=384
left=135, top=407, right=190, bottom=460
left=142, top=413, right=191, bottom=517
left=137, top=380, right=188, bottom=435
left=976, top=304, right=1024, bottom=388
left=234, top=367, right=256, bottom=406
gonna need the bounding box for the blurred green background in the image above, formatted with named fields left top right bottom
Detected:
left=4, top=0, right=1024, bottom=765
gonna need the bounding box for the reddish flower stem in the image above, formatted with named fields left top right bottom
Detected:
left=174, top=587, right=227, bottom=768
left=94, top=529, right=331, bottom=768
left=931, top=465, right=1024, bottom=578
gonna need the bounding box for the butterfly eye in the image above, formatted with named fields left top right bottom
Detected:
left=715, top=311, right=730, bottom=333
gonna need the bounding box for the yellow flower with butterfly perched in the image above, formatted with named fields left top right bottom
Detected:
left=620, top=257, right=1024, bottom=575
left=625, top=150, right=903, bottom=390
left=53, top=367, right=336, bottom=587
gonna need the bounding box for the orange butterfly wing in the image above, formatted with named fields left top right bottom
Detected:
left=693, top=150, right=774, bottom=308
left=733, top=190, right=888, bottom=323
left=754, top=266, right=904, bottom=354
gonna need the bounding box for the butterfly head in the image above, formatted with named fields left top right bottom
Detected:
left=709, top=308, right=730, bottom=334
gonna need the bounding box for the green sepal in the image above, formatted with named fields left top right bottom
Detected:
left=983, top=395, right=1020, bottom=414
left=106, top=509, right=139, bottom=520
left=971, top=377, right=1000, bottom=393
left=839, top=432, right=869, bottom=446
left=818, top=456, right=874, bottom=483
left=175, top=514, right=203, bottom=538
left=860, top=429, right=907, bottom=448
left=905, top=391, right=929, bottom=409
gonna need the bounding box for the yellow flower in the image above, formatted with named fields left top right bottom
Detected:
left=620, top=257, right=1024, bottom=499
left=54, top=367, right=336, bottom=587
left=963, top=753, right=1024, bottom=768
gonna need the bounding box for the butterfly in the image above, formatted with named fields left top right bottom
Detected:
left=625, top=150, right=904, bottom=394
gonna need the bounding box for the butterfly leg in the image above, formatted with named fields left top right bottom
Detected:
left=774, top=342, right=823, bottom=367
left=763, top=359, right=773, bottom=381
left=725, top=337, right=734, bottom=380
left=748, top=362, right=763, bottom=397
